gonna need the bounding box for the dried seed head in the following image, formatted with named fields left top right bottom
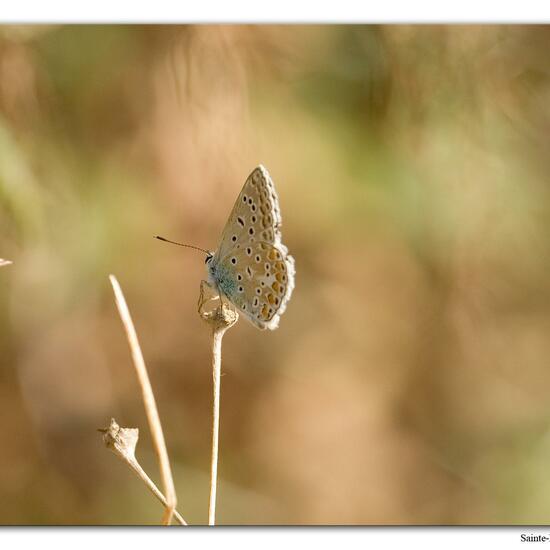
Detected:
left=98, top=418, right=139, bottom=461
left=198, top=280, right=239, bottom=332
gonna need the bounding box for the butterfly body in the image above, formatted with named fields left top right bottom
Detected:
left=207, top=258, right=237, bottom=297
left=207, top=165, right=295, bottom=330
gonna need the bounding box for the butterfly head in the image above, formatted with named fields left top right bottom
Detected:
left=205, top=251, right=217, bottom=284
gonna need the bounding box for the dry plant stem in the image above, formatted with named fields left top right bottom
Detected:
left=109, top=274, right=178, bottom=526
left=209, top=327, right=224, bottom=526
left=127, top=455, right=187, bottom=525
left=198, top=283, right=238, bottom=526
left=100, top=419, right=187, bottom=525
left=0, top=259, right=12, bottom=267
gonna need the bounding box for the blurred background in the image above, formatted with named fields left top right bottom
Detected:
left=1, top=24, right=550, bottom=525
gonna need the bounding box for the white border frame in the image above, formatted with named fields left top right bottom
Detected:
left=1, top=0, right=550, bottom=23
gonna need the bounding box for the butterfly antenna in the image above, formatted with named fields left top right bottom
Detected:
left=154, top=235, right=210, bottom=255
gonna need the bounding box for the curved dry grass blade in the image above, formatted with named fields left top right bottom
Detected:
left=109, top=274, right=178, bottom=526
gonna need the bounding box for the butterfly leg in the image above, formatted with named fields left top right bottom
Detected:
left=218, top=289, right=232, bottom=311
left=198, top=280, right=220, bottom=312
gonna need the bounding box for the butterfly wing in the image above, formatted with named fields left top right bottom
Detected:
left=212, top=165, right=294, bottom=330
left=216, top=241, right=295, bottom=330
left=216, top=165, right=283, bottom=259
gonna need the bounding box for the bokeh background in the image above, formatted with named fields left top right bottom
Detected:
left=1, top=24, right=550, bottom=525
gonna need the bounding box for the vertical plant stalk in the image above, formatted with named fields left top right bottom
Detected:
left=209, top=327, right=224, bottom=526
left=109, top=274, right=178, bottom=526
left=198, top=281, right=238, bottom=526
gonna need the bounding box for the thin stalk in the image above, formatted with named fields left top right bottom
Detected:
left=100, top=419, right=187, bottom=525
left=128, top=457, right=187, bottom=525
left=209, top=328, right=224, bottom=525
left=109, top=274, right=178, bottom=525
left=198, top=281, right=238, bottom=526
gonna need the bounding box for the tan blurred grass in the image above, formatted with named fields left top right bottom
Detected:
left=1, top=24, right=550, bottom=525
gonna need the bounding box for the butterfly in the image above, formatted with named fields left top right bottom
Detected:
left=157, top=165, right=295, bottom=330
left=206, top=165, right=295, bottom=330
